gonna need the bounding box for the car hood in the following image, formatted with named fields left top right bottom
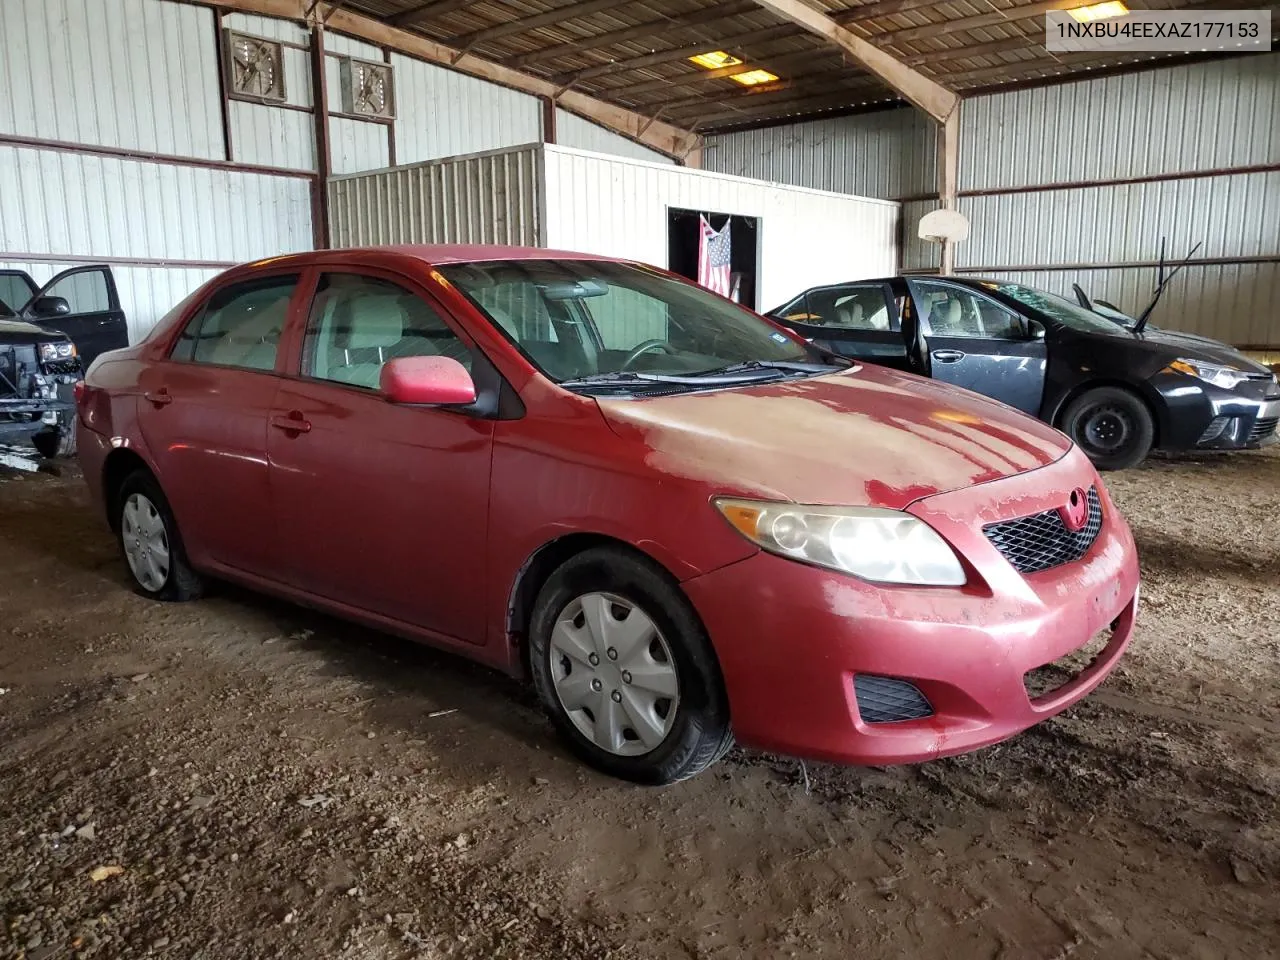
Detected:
left=0, top=319, right=68, bottom=344
left=1136, top=327, right=1272, bottom=373
left=596, top=364, right=1073, bottom=509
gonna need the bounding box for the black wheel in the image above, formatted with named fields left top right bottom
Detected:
left=528, top=547, right=733, bottom=785
left=32, top=420, right=76, bottom=459
left=1061, top=386, right=1155, bottom=470
left=116, top=470, right=204, bottom=602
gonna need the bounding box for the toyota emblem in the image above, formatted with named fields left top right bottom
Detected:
left=1059, top=488, right=1090, bottom=532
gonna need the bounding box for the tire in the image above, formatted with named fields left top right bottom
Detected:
left=528, top=547, right=733, bottom=785
left=1061, top=386, right=1155, bottom=471
left=116, top=469, right=204, bottom=602
left=32, top=422, right=76, bottom=459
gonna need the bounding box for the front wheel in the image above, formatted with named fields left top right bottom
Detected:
left=528, top=547, right=733, bottom=785
left=1061, top=386, right=1155, bottom=470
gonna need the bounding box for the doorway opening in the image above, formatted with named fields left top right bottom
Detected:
left=666, top=208, right=760, bottom=309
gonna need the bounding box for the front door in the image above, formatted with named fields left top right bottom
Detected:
left=907, top=279, right=1048, bottom=415
left=0, top=270, right=38, bottom=317
left=22, top=266, right=129, bottom=368
left=772, top=282, right=912, bottom=370
left=268, top=271, right=495, bottom=644
left=136, top=271, right=303, bottom=577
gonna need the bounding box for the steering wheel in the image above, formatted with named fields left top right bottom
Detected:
left=620, top=339, right=672, bottom=371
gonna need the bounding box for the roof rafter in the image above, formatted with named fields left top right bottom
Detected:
left=744, top=0, right=958, bottom=121
left=447, top=0, right=636, bottom=50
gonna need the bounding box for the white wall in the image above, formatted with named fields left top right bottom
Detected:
left=223, top=12, right=316, bottom=171
left=394, top=56, right=542, bottom=164
left=542, top=146, right=898, bottom=311
left=0, top=0, right=224, bottom=160
left=555, top=110, right=676, bottom=166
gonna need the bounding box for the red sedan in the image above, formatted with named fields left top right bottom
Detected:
left=76, top=246, right=1140, bottom=784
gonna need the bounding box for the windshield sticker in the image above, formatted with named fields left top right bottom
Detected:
left=769, top=332, right=789, bottom=343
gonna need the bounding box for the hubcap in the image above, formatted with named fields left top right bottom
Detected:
left=121, top=493, right=171, bottom=593
left=1080, top=405, right=1132, bottom=454
left=549, top=592, right=680, bottom=757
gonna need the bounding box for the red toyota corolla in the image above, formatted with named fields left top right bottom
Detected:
left=76, top=246, right=1139, bottom=784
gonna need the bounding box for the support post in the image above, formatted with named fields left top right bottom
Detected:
left=937, top=107, right=960, bottom=275
left=542, top=96, right=557, bottom=144
left=310, top=24, right=332, bottom=249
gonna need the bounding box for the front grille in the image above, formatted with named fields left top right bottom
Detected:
left=1023, top=626, right=1114, bottom=702
left=984, top=487, right=1103, bottom=575
left=853, top=675, right=933, bottom=724
left=1248, top=417, right=1278, bottom=443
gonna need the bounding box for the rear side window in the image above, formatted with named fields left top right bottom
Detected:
left=171, top=275, right=298, bottom=370
left=0, top=275, right=36, bottom=314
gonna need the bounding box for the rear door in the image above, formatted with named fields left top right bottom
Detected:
left=771, top=282, right=912, bottom=370
left=22, top=266, right=129, bottom=368
left=907, top=278, right=1047, bottom=415
left=0, top=270, right=38, bottom=316
left=136, top=271, right=304, bottom=577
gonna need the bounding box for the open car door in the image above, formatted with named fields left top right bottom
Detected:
left=0, top=270, right=39, bottom=317
left=22, top=265, right=129, bottom=368
left=770, top=282, right=914, bottom=371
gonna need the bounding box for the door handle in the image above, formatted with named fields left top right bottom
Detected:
left=143, top=389, right=173, bottom=407
left=932, top=349, right=966, bottom=363
left=270, top=411, right=311, bottom=434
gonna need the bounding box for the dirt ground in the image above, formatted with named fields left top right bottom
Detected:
left=1, top=448, right=1277, bottom=960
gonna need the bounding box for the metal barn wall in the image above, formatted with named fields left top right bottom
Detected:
left=0, top=142, right=314, bottom=342
left=541, top=146, right=899, bottom=311
left=223, top=12, right=316, bottom=171
left=328, top=146, right=543, bottom=248
left=703, top=107, right=935, bottom=201
left=325, top=33, right=392, bottom=176
left=393, top=56, right=542, bottom=165
left=709, top=54, right=1280, bottom=346
left=0, top=0, right=319, bottom=341
left=0, top=0, right=224, bottom=160
left=554, top=110, right=676, bottom=166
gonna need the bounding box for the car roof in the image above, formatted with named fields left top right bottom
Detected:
left=245, top=244, right=625, bottom=270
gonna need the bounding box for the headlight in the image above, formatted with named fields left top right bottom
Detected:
left=714, top=498, right=966, bottom=586
left=38, top=342, right=77, bottom=362
left=1166, top=358, right=1248, bottom=391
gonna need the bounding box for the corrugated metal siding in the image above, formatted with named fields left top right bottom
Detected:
left=230, top=102, right=316, bottom=170
left=330, top=117, right=390, bottom=175
left=962, top=53, right=1280, bottom=191
left=1, top=259, right=222, bottom=344
left=703, top=107, right=935, bottom=200
left=324, top=32, right=383, bottom=61
left=0, top=144, right=314, bottom=263
left=901, top=198, right=943, bottom=272
left=328, top=146, right=542, bottom=248
left=974, top=262, right=1280, bottom=348
left=554, top=110, right=675, bottom=165
left=541, top=146, right=899, bottom=311
left=958, top=171, right=1280, bottom=269
left=221, top=11, right=308, bottom=45
left=392, top=55, right=541, bottom=164
left=0, top=0, right=223, bottom=160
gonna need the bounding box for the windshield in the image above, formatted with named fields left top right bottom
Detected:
left=439, top=259, right=813, bottom=386
left=981, top=281, right=1128, bottom=334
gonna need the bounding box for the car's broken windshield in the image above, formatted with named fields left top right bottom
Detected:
left=440, top=260, right=813, bottom=387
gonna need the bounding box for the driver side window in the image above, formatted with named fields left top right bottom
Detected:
left=915, top=281, right=1028, bottom=340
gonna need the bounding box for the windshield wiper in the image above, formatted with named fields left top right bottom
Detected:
left=690, top=358, right=848, bottom=377
left=558, top=366, right=792, bottom=389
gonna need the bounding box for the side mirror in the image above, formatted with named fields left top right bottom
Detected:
left=381, top=356, right=476, bottom=406
left=30, top=296, right=71, bottom=318
left=1028, top=322, right=1046, bottom=340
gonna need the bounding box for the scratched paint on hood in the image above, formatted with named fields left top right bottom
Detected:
left=597, top=366, right=1071, bottom=509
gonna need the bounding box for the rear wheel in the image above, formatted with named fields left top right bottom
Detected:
left=528, top=547, right=732, bottom=785
left=1061, top=386, right=1154, bottom=471
left=117, top=470, right=204, bottom=602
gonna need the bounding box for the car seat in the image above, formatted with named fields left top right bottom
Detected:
left=329, top=294, right=405, bottom=389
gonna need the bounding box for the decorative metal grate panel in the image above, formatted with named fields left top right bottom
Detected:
left=983, top=487, right=1103, bottom=575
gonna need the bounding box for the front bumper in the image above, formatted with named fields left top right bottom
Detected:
left=1151, top=372, right=1280, bottom=450
left=683, top=446, right=1140, bottom=765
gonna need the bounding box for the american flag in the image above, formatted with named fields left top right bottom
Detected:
left=697, top=215, right=732, bottom=297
